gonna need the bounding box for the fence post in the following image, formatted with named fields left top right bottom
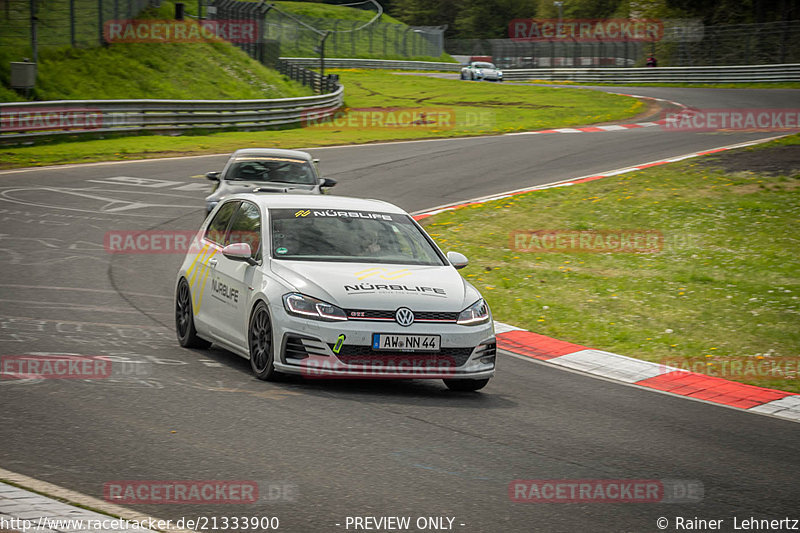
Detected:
left=98, top=0, right=104, bottom=45
left=29, top=0, right=38, bottom=64
left=350, top=20, right=356, bottom=56
left=70, top=0, right=76, bottom=46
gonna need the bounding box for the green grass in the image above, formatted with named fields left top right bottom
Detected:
left=420, top=134, right=800, bottom=393
left=0, top=69, right=643, bottom=168
left=26, top=43, right=311, bottom=101
left=523, top=80, right=800, bottom=90
left=272, top=1, right=405, bottom=24
left=260, top=1, right=454, bottom=62
left=0, top=0, right=311, bottom=102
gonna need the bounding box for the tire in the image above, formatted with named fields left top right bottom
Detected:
left=175, top=278, right=212, bottom=349
left=460, top=72, right=466, bottom=80
left=443, top=378, right=490, bottom=392
left=248, top=301, right=280, bottom=381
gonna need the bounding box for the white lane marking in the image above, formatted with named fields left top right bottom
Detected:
left=87, top=176, right=183, bottom=188
left=0, top=187, right=198, bottom=216
left=0, top=283, right=173, bottom=299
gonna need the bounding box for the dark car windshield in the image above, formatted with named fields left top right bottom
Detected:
left=226, top=156, right=316, bottom=185
left=270, top=208, right=445, bottom=265
left=473, top=62, right=496, bottom=69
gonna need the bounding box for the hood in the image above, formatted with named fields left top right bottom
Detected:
left=269, top=261, right=480, bottom=312
left=207, top=181, right=315, bottom=201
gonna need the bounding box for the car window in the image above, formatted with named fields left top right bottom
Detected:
left=226, top=201, right=262, bottom=260
left=227, top=156, right=316, bottom=185
left=205, top=201, right=240, bottom=245
left=270, top=209, right=445, bottom=266
left=473, top=62, right=495, bottom=69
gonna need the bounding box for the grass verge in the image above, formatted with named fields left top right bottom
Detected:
left=420, top=134, right=800, bottom=393
left=0, top=0, right=311, bottom=102
left=0, top=69, right=643, bottom=168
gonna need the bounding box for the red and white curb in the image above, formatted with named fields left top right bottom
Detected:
left=411, top=135, right=791, bottom=221
left=412, top=136, right=799, bottom=423
left=507, top=94, right=686, bottom=136
left=492, top=322, right=800, bottom=423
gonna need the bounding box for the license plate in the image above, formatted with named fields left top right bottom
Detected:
left=372, top=334, right=440, bottom=352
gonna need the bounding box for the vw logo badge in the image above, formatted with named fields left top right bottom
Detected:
left=395, top=307, right=414, bottom=327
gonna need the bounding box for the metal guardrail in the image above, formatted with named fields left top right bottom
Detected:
left=0, top=86, right=344, bottom=141
left=276, top=60, right=340, bottom=94
left=282, top=58, right=800, bottom=83
left=282, top=57, right=461, bottom=71
left=501, top=64, right=800, bottom=83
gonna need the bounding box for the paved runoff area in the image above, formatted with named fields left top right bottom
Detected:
left=0, top=469, right=184, bottom=533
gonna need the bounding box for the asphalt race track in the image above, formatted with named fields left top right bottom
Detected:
left=1, top=85, right=799, bottom=532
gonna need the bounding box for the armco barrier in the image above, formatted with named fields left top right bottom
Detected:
left=282, top=57, right=461, bottom=71
left=0, top=86, right=343, bottom=141
left=282, top=58, right=799, bottom=82
left=501, top=63, right=800, bottom=83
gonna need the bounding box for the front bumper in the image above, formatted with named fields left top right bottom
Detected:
left=271, top=312, right=496, bottom=379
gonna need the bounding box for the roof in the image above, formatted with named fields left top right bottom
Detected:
left=226, top=194, right=406, bottom=214
left=230, top=148, right=313, bottom=161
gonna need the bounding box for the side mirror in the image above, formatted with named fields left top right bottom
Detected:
left=222, top=243, right=257, bottom=266
left=446, top=251, right=469, bottom=270
left=206, top=171, right=220, bottom=181
left=319, top=177, right=337, bottom=189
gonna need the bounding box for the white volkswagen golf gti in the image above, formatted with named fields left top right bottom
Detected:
left=175, top=194, right=496, bottom=391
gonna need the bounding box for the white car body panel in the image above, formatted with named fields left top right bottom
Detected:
left=176, top=195, right=496, bottom=381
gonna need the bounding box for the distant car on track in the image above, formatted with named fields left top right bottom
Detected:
left=175, top=194, right=496, bottom=391
left=204, top=148, right=336, bottom=216
left=460, top=61, right=503, bottom=82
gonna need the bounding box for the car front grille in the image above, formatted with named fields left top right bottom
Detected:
left=330, top=344, right=474, bottom=367
left=344, top=309, right=460, bottom=323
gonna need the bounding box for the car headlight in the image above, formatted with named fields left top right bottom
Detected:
left=457, top=299, right=490, bottom=326
left=283, top=293, right=347, bottom=322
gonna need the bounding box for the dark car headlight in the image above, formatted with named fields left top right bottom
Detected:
left=283, top=293, right=347, bottom=322
left=457, top=299, right=490, bottom=326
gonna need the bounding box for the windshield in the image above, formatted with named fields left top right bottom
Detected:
left=270, top=208, right=446, bottom=265
left=473, top=62, right=496, bottom=69
left=226, top=156, right=317, bottom=185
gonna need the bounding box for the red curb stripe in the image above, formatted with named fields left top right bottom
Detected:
left=635, top=371, right=793, bottom=408
left=497, top=330, right=586, bottom=360
left=569, top=175, right=605, bottom=184
left=696, top=148, right=729, bottom=155
left=578, top=127, right=604, bottom=132
left=634, top=161, right=669, bottom=169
